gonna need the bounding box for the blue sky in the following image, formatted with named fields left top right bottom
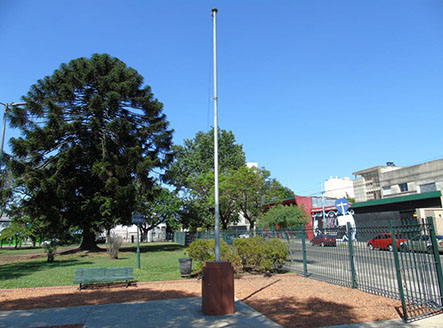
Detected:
left=1, top=0, right=443, bottom=196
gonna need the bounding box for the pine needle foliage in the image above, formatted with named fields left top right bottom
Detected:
left=7, top=54, right=174, bottom=250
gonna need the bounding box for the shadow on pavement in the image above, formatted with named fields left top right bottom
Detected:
left=245, top=296, right=360, bottom=328
left=0, top=286, right=199, bottom=311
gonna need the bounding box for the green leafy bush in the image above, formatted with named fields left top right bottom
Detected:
left=188, top=239, right=242, bottom=273
left=264, top=238, right=289, bottom=270
left=188, top=236, right=288, bottom=275
left=43, top=242, right=57, bottom=262
left=233, top=236, right=265, bottom=271
left=233, top=236, right=288, bottom=273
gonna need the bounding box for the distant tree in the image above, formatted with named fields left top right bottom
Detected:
left=8, top=54, right=174, bottom=250
left=345, top=193, right=355, bottom=204
left=134, top=185, right=182, bottom=240
left=218, top=166, right=294, bottom=230
left=178, top=198, right=214, bottom=231
left=0, top=219, right=32, bottom=248
left=0, top=169, right=14, bottom=218
left=206, top=171, right=241, bottom=230
left=260, top=204, right=309, bottom=229
left=168, top=128, right=245, bottom=230
left=167, top=128, right=245, bottom=191
left=266, top=179, right=294, bottom=204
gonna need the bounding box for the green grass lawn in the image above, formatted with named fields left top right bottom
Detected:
left=0, top=242, right=191, bottom=289
left=0, top=244, right=81, bottom=256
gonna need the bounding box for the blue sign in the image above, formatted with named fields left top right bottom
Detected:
left=334, top=198, right=349, bottom=215
left=132, top=213, right=145, bottom=224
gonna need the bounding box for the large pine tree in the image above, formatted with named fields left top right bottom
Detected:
left=8, top=54, right=174, bottom=250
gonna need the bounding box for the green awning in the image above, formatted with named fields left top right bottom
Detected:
left=352, top=191, right=442, bottom=208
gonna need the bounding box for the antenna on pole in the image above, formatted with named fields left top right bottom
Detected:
left=212, top=7, right=220, bottom=261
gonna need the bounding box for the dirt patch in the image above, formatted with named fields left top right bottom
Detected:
left=0, top=273, right=402, bottom=328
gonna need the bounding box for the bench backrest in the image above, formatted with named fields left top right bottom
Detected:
left=74, top=267, right=133, bottom=283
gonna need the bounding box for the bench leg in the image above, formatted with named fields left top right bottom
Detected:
left=79, top=283, right=82, bottom=290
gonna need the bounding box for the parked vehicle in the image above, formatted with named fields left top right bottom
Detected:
left=403, top=234, right=443, bottom=253
left=310, top=234, right=336, bottom=247
left=406, top=234, right=432, bottom=253
left=41, top=238, right=60, bottom=246
left=367, top=233, right=407, bottom=251
left=437, top=236, right=443, bottom=253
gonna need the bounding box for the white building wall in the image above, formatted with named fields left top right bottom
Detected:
left=324, top=177, right=354, bottom=199
left=353, top=159, right=443, bottom=202
left=380, top=159, right=443, bottom=198
left=110, top=223, right=166, bottom=243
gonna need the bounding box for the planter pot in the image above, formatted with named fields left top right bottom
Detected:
left=179, top=257, right=192, bottom=277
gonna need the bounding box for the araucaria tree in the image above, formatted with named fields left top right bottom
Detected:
left=8, top=54, right=174, bottom=250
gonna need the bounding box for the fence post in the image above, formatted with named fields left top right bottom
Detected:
left=347, top=223, right=357, bottom=288
left=390, top=221, right=408, bottom=321
left=302, top=226, right=308, bottom=277
left=286, top=230, right=294, bottom=263
left=427, top=217, right=443, bottom=306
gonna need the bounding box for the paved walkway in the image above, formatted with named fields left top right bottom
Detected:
left=0, top=297, right=281, bottom=328
left=0, top=297, right=441, bottom=328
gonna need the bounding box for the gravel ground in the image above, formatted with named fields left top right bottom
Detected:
left=0, top=273, right=402, bottom=328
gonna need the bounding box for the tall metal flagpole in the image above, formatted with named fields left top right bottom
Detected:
left=202, top=9, right=235, bottom=316
left=212, top=8, right=220, bottom=261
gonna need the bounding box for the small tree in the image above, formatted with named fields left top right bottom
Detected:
left=260, top=204, right=309, bottom=230
left=107, top=233, right=123, bottom=259
left=43, top=240, right=57, bottom=262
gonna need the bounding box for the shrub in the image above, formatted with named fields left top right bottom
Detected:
left=188, top=236, right=289, bottom=275
left=233, top=236, right=265, bottom=271
left=43, top=242, right=57, bottom=263
left=263, top=238, right=289, bottom=271
left=188, top=239, right=242, bottom=274
left=107, top=233, right=123, bottom=259
left=233, top=236, right=288, bottom=273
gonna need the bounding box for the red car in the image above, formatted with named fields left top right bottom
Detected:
left=310, top=234, right=336, bottom=247
left=367, top=233, right=407, bottom=251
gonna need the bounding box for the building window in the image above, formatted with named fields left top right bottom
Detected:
left=419, top=183, right=436, bottom=193
left=399, top=183, right=408, bottom=192
left=383, top=186, right=392, bottom=196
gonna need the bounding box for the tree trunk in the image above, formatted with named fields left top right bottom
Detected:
left=248, top=219, right=255, bottom=231
left=79, top=229, right=101, bottom=251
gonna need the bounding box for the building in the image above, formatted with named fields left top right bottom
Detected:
left=351, top=191, right=443, bottom=239
left=352, top=162, right=402, bottom=202
left=351, top=159, right=443, bottom=238
left=324, top=176, right=354, bottom=199
left=0, top=214, right=11, bottom=233
left=352, top=159, right=443, bottom=202
left=110, top=223, right=167, bottom=243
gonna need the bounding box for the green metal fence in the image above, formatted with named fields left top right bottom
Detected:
left=174, top=217, right=443, bottom=322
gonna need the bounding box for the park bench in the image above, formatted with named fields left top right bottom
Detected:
left=74, top=267, right=134, bottom=289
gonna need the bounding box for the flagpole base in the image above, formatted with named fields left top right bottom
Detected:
left=202, top=261, right=235, bottom=315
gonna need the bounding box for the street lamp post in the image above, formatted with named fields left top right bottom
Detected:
left=0, top=102, right=25, bottom=167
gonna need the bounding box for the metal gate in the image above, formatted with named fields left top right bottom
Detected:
left=390, top=218, right=443, bottom=321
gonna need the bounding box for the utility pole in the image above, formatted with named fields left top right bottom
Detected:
left=0, top=102, right=26, bottom=168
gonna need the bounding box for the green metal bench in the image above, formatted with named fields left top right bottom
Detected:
left=74, top=267, right=134, bottom=289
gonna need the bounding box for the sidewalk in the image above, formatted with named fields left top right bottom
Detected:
left=0, top=297, right=441, bottom=328
left=0, top=297, right=282, bottom=328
